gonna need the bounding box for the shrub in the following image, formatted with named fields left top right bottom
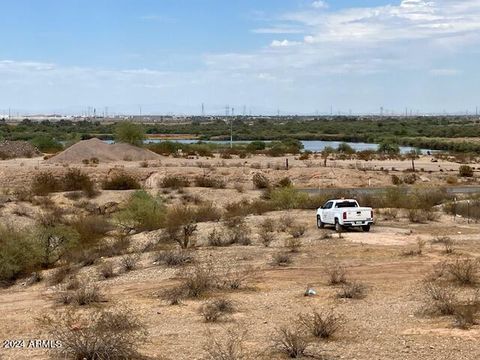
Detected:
left=70, top=215, right=112, bottom=247
left=195, top=202, right=223, bottom=223
left=259, top=218, right=276, bottom=233
left=200, top=298, right=235, bottom=322
left=48, top=265, right=78, bottom=286
left=31, top=135, right=63, bottom=153
left=273, top=252, right=292, bottom=267
left=325, top=263, right=348, bottom=285
left=161, top=286, right=187, bottom=305
left=336, top=281, right=367, bottom=299
left=459, top=165, right=474, bottom=178
left=207, top=228, right=230, bottom=247
left=102, top=172, right=140, bottom=190
left=270, top=188, right=309, bottom=210
left=391, top=175, right=403, bottom=185
left=299, top=310, right=344, bottom=339
left=402, top=238, right=426, bottom=257
left=288, top=224, right=306, bottom=239
left=120, top=254, right=139, bottom=272
left=0, top=226, right=42, bottom=285
left=160, top=175, right=190, bottom=189
left=252, top=173, right=270, bottom=189
left=423, top=282, right=457, bottom=315
left=38, top=307, right=147, bottom=359
left=259, top=230, right=275, bottom=247
left=182, top=264, right=216, bottom=298
left=58, top=282, right=104, bottom=306
left=273, top=327, right=309, bottom=358
left=115, top=190, right=165, bottom=232
left=31, top=172, right=60, bottom=196
left=220, top=266, right=256, bottom=290
left=454, top=303, right=479, bottom=330
left=194, top=176, right=226, bottom=189
left=165, top=205, right=198, bottom=248
left=154, top=250, right=194, bottom=267
left=447, top=259, right=479, bottom=286
left=204, top=327, right=248, bottom=360
left=114, top=121, right=145, bottom=146
left=285, top=238, right=302, bottom=253
left=98, top=261, right=115, bottom=279
left=62, top=168, right=96, bottom=197
left=278, top=177, right=293, bottom=188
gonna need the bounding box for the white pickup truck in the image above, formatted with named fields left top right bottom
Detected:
left=316, top=199, right=374, bottom=232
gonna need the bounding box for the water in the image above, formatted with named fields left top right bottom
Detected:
left=141, top=139, right=431, bottom=154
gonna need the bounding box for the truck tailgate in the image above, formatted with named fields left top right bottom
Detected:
left=345, top=208, right=371, bottom=221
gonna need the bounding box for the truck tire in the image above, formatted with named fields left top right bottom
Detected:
left=317, top=216, right=325, bottom=229
left=362, top=225, right=371, bottom=232
left=335, top=219, right=343, bottom=233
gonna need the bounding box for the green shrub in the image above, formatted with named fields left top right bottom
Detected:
left=114, top=122, right=145, bottom=146
left=194, top=176, right=226, bottom=189
left=102, top=172, right=140, bottom=190
left=269, top=187, right=309, bottom=210
left=116, top=191, right=166, bottom=232
left=30, top=135, right=63, bottom=153
left=165, top=205, right=198, bottom=248
left=0, top=226, right=42, bottom=285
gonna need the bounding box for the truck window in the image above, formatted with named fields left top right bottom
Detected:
left=323, top=201, right=333, bottom=209
left=335, top=201, right=358, bottom=208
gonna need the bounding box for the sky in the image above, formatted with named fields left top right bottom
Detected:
left=0, top=0, right=480, bottom=115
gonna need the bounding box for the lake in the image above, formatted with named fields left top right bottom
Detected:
left=141, top=139, right=431, bottom=154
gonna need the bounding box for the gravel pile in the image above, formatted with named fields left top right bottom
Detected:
left=0, top=140, right=41, bottom=159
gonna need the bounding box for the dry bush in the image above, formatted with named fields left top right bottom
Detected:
left=288, top=224, right=307, bottom=239
left=225, top=219, right=252, bottom=246
left=220, top=266, right=256, bottom=290
left=200, top=298, right=235, bottom=323
left=234, top=183, right=245, bottom=193
left=154, top=249, right=194, bottom=267
left=278, top=215, right=295, bottom=232
left=120, top=254, right=140, bottom=272
left=299, top=310, right=344, bottom=339
left=336, top=281, right=367, bottom=299
left=447, top=259, right=479, bottom=286
left=273, top=252, right=292, bottom=267
left=273, top=327, right=309, bottom=359
left=102, top=172, right=140, bottom=190
left=160, top=175, right=190, bottom=189
left=31, top=172, right=61, bottom=196
left=285, top=237, right=302, bottom=253
left=70, top=215, right=113, bottom=247
left=459, top=165, right=474, bottom=177
left=259, top=218, right=276, bottom=233
left=204, top=327, right=249, bottom=360
left=38, top=307, right=147, bottom=360
left=259, top=230, right=275, bottom=247
left=161, top=286, right=187, bottom=305
left=195, top=202, right=223, bottom=223
left=402, top=238, right=426, bottom=256
left=194, top=176, right=226, bottom=189
left=252, top=173, right=270, bottom=189
left=454, top=298, right=480, bottom=329
left=325, top=263, right=348, bottom=285
left=58, top=282, right=104, bottom=306
left=423, top=282, right=457, bottom=315
left=182, top=264, right=217, bottom=298
left=165, top=205, right=198, bottom=249
left=432, top=236, right=455, bottom=254
left=207, top=228, right=231, bottom=247
left=62, top=168, right=97, bottom=197
left=98, top=261, right=115, bottom=279
left=48, top=265, right=78, bottom=286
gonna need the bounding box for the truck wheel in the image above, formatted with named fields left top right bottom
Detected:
left=362, top=225, right=371, bottom=232
left=317, top=216, right=324, bottom=229
left=335, top=220, right=343, bottom=233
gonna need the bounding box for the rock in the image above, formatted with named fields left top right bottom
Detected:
left=419, top=176, right=431, bottom=182
left=304, top=288, right=317, bottom=296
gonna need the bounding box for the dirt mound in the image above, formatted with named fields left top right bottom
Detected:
left=46, top=138, right=161, bottom=163
left=0, top=140, right=41, bottom=159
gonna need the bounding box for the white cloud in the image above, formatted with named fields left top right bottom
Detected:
left=270, top=39, right=300, bottom=47
left=312, top=1, right=329, bottom=9
left=429, top=68, right=461, bottom=76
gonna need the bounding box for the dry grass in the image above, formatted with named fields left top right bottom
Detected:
left=204, top=327, right=249, bottom=360
left=273, top=327, right=309, bottom=359
left=325, top=263, right=348, bottom=285
left=336, top=281, right=367, bottom=299
left=299, top=309, right=344, bottom=339
left=447, top=259, right=479, bottom=286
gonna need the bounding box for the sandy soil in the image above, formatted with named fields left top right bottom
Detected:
left=0, top=155, right=479, bottom=360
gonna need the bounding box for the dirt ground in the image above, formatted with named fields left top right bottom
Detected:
left=0, top=155, right=479, bottom=360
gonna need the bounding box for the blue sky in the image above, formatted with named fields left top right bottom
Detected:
left=1, top=0, right=479, bottom=115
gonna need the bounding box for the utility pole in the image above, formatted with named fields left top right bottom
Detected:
left=201, top=103, right=205, bottom=116
left=230, top=118, right=233, bottom=149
